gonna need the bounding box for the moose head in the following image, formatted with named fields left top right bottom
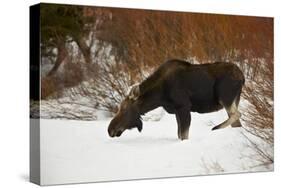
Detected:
left=108, top=85, right=143, bottom=137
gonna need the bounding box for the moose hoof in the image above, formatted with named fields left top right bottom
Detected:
left=179, top=135, right=189, bottom=140
left=231, top=121, right=242, bottom=128
left=211, top=125, right=220, bottom=131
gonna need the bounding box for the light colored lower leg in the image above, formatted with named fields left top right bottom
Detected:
left=216, top=111, right=241, bottom=129
left=181, top=129, right=189, bottom=140
left=178, top=127, right=182, bottom=139
left=176, top=114, right=182, bottom=139
left=213, top=102, right=241, bottom=130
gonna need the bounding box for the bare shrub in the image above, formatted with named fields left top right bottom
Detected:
left=40, top=99, right=97, bottom=120
left=78, top=60, right=147, bottom=113
left=41, top=61, right=84, bottom=99
left=59, top=61, right=84, bottom=88
left=201, top=158, right=225, bottom=174
left=240, top=59, right=273, bottom=165
left=41, top=76, right=58, bottom=99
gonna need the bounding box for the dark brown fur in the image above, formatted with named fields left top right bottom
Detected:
left=108, top=59, right=245, bottom=140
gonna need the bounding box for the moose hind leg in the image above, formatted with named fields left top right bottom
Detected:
left=212, top=100, right=241, bottom=131
left=231, top=94, right=242, bottom=128
left=175, top=107, right=191, bottom=140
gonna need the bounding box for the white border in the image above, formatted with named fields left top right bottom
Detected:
left=0, top=0, right=279, bottom=188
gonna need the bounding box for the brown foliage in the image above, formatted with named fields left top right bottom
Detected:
left=41, top=62, right=84, bottom=99
left=91, top=8, right=273, bottom=68
left=41, top=76, right=57, bottom=99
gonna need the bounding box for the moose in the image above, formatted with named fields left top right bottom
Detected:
left=108, top=59, right=245, bottom=140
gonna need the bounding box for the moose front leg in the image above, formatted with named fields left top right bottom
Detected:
left=175, top=107, right=191, bottom=140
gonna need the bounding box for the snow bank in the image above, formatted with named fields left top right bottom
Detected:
left=36, top=108, right=273, bottom=185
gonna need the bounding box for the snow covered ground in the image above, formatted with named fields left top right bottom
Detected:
left=35, top=107, right=273, bottom=185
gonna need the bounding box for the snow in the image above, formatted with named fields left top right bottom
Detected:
left=36, top=108, right=273, bottom=185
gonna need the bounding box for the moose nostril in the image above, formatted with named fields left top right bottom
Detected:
left=108, top=129, right=115, bottom=137
left=116, top=130, right=122, bottom=137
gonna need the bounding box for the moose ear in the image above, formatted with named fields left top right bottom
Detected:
left=136, top=119, right=143, bottom=132
left=128, top=84, right=140, bottom=100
